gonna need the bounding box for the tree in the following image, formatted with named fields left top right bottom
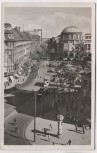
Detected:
left=75, top=43, right=86, bottom=60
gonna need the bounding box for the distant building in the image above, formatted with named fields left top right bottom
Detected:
left=4, top=23, right=15, bottom=76
left=84, top=33, right=91, bottom=53
left=60, top=26, right=83, bottom=57
left=12, top=27, right=32, bottom=69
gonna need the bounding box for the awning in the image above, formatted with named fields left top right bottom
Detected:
left=4, top=93, right=15, bottom=98
left=9, top=76, right=14, bottom=82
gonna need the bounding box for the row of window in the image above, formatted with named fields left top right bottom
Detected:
left=85, top=36, right=91, bottom=39
left=6, top=65, right=14, bottom=73
left=5, top=34, right=14, bottom=40
left=63, top=34, right=82, bottom=40
left=5, top=42, right=14, bottom=47
left=85, top=44, right=91, bottom=50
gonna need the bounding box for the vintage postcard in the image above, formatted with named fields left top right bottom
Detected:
left=1, top=1, right=96, bottom=151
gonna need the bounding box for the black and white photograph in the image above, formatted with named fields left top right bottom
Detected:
left=1, top=2, right=95, bottom=150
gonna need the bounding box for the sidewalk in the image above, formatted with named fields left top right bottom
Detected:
left=25, top=116, right=91, bottom=145
left=4, top=110, right=32, bottom=145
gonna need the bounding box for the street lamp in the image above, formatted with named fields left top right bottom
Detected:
left=32, top=86, right=40, bottom=142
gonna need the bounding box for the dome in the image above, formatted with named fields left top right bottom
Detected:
left=62, top=26, right=81, bottom=33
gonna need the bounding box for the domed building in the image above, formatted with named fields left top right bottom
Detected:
left=61, top=26, right=83, bottom=55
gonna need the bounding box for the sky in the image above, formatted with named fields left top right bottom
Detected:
left=5, top=7, right=91, bottom=38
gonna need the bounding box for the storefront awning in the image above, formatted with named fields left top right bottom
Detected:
left=9, top=76, right=14, bottom=82
left=4, top=93, right=15, bottom=98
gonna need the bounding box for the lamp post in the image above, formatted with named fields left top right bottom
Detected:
left=32, top=86, right=40, bottom=142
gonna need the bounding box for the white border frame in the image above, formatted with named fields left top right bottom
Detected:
left=0, top=1, right=96, bottom=151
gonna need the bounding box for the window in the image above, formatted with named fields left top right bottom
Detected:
left=85, top=36, right=88, bottom=39
left=88, top=44, right=90, bottom=50
left=9, top=50, right=12, bottom=55
left=89, top=36, right=91, bottom=39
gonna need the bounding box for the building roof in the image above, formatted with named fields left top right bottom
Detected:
left=4, top=23, right=11, bottom=28
left=61, top=26, right=82, bottom=34
left=4, top=30, right=13, bottom=34
left=12, top=27, right=31, bottom=41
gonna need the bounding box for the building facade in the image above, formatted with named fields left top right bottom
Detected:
left=4, top=23, right=15, bottom=76
left=4, top=24, right=33, bottom=76
left=13, top=27, right=32, bottom=69
left=84, top=33, right=91, bottom=53
left=60, top=26, right=83, bottom=57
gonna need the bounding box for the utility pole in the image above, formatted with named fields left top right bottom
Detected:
left=34, top=91, right=36, bottom=142
left=33, top=86, right=40, bottom=142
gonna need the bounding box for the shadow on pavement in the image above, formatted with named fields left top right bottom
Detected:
left=40, top=138, right=66, bottom=145
left=9, top=130, right=15, bottom=133
left=31, top=129, right=57, bottom=138
left=5, top=132, right=27, bottom=141
left=67, top=129, right=83, bottom=134
left=8, top=122, right=16, bottom=126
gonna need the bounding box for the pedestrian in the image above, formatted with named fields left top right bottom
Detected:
left=67, top=139, right=71, bottom=145
left=75, top=123, right=78, bottom=132
left=48, top=134, right=50, bottom=141
left=16, top=129, right=19, bottom=137
left=82, top=125, right=85, bottom=134
left=44, top=128, right=47, bottom=137
left=49, top=124, right=52, bottom=131
left=14, top=118, right=17, bottom=125
left=15, top=126, right=18, bottom=133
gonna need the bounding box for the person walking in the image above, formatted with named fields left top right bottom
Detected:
left=75, top=123, right=78, bottom=132
left=14, top=118, right=17, bottom=125
left=67, top=139, right=71, bottom=145
left=44, top=128, right=47, bottom=137
left=16, top=129, right=20, bottom=137
left=15, top=126, right=19, bottom=137
left=49, top=124, right=52, bottom=131
left=82, top=124, right=85, bottom=134
left=15, top=126, right=18, bottom=133
left=48, top=134, right=50, bottom=141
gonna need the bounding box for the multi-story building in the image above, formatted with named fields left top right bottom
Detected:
left=60, top=26, right=83, bottom=57
left=4, top=23, right=15, bottom=76
left=4, top=23, right=33, bottom=76
left=12, top=27, right=32, bottom=69
left=84, top=33, right=91, bottom=53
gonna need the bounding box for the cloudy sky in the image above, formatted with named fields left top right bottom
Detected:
left=5, top=7, right=91, bottom=38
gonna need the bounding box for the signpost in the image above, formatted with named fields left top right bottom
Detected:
left=32, top=86, right=40, bottom=142
left=57, top=114, right=64, bottom=138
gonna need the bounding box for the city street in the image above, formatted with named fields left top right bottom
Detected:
left=4, top=60, right=52, bottom=145
left=4, top=6, right=93, bottom=147
left=4, top=59, right=90, bottom=145
left=25, top=117, right=91, bottom=145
